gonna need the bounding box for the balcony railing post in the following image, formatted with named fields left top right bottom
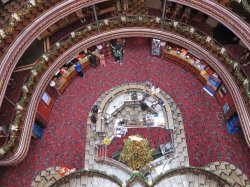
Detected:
left=161, top=0, right=167, bottom=30
left=92, top=4, right=100, bottom=33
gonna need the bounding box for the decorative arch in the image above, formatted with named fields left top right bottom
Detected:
left=152, top=167, right=231, bottom=186
left=50, top=169, right=123, bottom=187
left=0, top=28, right=249, bottom=166
left=0, top=0, right=249, bottom=107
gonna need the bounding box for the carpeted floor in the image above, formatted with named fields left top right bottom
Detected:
left=0, top=38, right=249, bottom=186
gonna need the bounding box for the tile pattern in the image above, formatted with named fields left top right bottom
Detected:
left=205, top=161, right=250, bottom=186
left=30, top=166, right=62, bottom=187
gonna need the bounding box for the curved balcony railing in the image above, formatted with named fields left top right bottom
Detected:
left=0, top=16, right=249, bottom=165
left=45, top=166, right=232, bottom=187
left=0, top=0, right=250, bottom=110
left=50, top=169, right=123, bottom=187
left=57, top=16, right=247, bottom=76
left=95, top=157, right=133, bottom=175
left=0, top=0, right=248, bottom=43
left=152, top=166, right=231, bottom=186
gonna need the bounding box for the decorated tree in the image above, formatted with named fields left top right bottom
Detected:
left=119, top=135, right=153, bottom=171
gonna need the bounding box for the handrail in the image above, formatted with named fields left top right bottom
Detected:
left=0, top=19, right=249, bottom=165
left=169, top=0, right=250, bottom=46
left=58, top=16, right=241, bottom=70
left=95, top=157, right=133, bottom=175
left=0, top=0, right=249, bottom=109
left=43, top=166, right=232, bottom=187
left=152, top=166, right=231, bottom=186
left=50, top=169, right=123, bottom=187
left=3, top=16, right=240, bottom=152
left=0, top=0, right=248, bottom=41
left=0, top=15, right=249, bottom=155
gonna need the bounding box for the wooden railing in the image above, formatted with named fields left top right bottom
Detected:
left=0, top=16, right=249, bottom=165
left=46, top=166, right=232, bottom=187
left=0, top=0, right=250, bottom=111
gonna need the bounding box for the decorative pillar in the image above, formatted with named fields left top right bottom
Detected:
left=161, top=0, right=167, bottom=19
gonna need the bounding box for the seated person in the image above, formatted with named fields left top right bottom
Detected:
left=90, top=114, right=97, bottom=123
left=91, top=105, right=99, bottom=114
left=158, top=99, right=164, bottom=106
left=141, top=102, right=148, bottom=111
left=144, top=81, right=153, bottom=88
left=60, top=67, right=69, bottom=77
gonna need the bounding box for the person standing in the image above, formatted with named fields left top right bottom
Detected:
left=89, top=52, right=98, bottom=68
left=99, top=54, right=106, bottom=67
left=74, top=61, right=84, bottom=78
left=111, top=41, right=124, bottom=64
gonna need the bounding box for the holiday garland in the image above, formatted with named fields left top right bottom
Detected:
left=0, top=15, right=249, bottom=157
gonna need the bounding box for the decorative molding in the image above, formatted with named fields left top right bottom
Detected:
left=0, top=0, right=250, bottom=108
left=0, top=27, right=249, bottom=165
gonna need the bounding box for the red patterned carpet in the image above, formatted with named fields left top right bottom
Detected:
left=0, top=38, right=249, bottom=186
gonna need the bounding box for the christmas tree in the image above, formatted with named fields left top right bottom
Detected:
left=119, top=135, right=153, bottom=171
